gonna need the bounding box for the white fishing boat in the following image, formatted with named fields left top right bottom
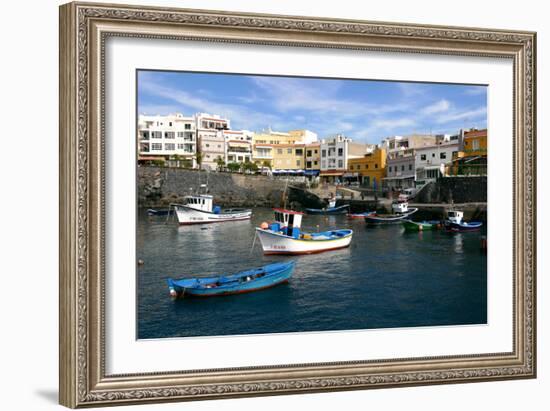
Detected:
left=364, top=201, right=418, bottom=225
left=255, top=209, right=353, bottom=255
left=172, top=194, right=251, bottom=225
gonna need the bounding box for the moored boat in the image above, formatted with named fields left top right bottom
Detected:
left=255, top=209, right=353, bottom=255
left=167, top=261, right=295, bottom=298
left=401, top=219, right=441, bottom=231
left=305, top=199, right=349, bottom=215
left=365, top=201, right=418, bottom=225
left=348, top=211, right=375, bottom=219
left=171, top=194, right=252, bottom=225
left=444, top=210, right=483, bottom=232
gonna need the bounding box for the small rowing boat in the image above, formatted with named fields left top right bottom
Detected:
left=305, top=199, right=349, bottom=215
left=167, top=261, right=295, bottom=298
left=401, top=219, right=441, bottom=231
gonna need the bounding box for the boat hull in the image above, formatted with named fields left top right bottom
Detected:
left=174, top=205, right=252, bottom=225
left=444, top=221, right=483, bottom=232
left=255, top=228, right=353, bottom=255
left=168, top=262, right=294, bottom=297
left=401, top=219, right=439, bottom=231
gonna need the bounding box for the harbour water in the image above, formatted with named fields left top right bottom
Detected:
left=137, top=208, right=487, bottom=339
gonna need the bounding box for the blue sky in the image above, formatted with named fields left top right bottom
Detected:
left=138, top=70, right=487, bottom=144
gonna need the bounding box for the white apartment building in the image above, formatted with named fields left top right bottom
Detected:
left=384, top=133, right=463, bottom=189
left=137, top=113, right=197, bottom=167
left=223, top=130, right=253, bottom=164
left=195, top=113, right=231, bottom=170
left=319, top=134, right=369, bottom=183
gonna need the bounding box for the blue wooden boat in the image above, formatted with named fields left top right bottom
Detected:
left=444, top=210, right=483, bottom=232
left=167, top=261, right=295, bottom=298
left=305, top=204, right=349, bottom=215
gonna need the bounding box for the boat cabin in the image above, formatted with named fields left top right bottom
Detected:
left=327, top=198, right=337, bottom=209
left=447, top=210, right=464, bottom=224
left=273, top=208, right=303, bottom=228
left=184, top=194, right=217, bottom=213
left=392, top=201, right=409, bottom=214
left=269, top=209, right=304, bottom=238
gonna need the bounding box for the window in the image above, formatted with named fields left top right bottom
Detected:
left=338, top=148, right=343, bottom=156
left=421, top=154, right=426, bottom=161
left=205, top=143, right=210, bottom=148
left=389, top=166, right=392, bottom=172
left=440, top=152, right=447, bottom=159
left=314, top=150, right=318, bottom=154
left=408, top=164, right=412, bottom=170
left=185, top=124, right=191, bottom=130
left=357, top=165, right=361, bottom=170
left=151, top=131, right=162, bottom=139
left=350, top=165, right=354, bottom=170
left=338, top=160, right=343, bottom=168
left=141, top=131, right=149, bottom=139
left=306, top=150, right=312, bottom=157
left=432, top=153, right=435, bottom=157
left=401, top=165, right=405, bottom=171
left=321, top=149, right=327, bottom=158
left=151, top=143, right=162, bottom=151
left=306, top=161, right=312, bottom=168
left=164, top=143, right=175, bottom=151
left=177, top=144, right=184, bottom=149
left=366, top=164, right=369, bottom=169
left=452, top=151, right=458, bottom=158
left=296, top=160, right=301, bottom=166
left=472, top=140, right=480, bottom=150
left=287, top=148, right=292, bottom=154
left=314, top=161, right=318, bottom=165
left=296, top=149, right=303, bottom=156
left=177, top=132, right=184, bottom=138
left=169, top=122, right=173, bottom=127
left=165, top=132, right=175, bottom=139
left=277, top=149, right=283, bottom=154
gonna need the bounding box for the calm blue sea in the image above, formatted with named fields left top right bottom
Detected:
left=137, top=208, right=487, bottom=339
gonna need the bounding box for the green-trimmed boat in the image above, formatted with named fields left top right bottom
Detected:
left=401, top=219, right=441, bottom=231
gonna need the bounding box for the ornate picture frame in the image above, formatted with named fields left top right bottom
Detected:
left=59, top=1, right=536, bottom=407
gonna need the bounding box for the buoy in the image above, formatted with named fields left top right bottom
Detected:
left=138, top=259, right=144, bottom=266
left=260, top=221, right=269, bottom=229
left=169, top=289, right=177, bottom=298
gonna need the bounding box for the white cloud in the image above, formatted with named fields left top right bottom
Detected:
left=421, top=99, right=450, bottom=115
left=435, top=106, right=487, bottom=124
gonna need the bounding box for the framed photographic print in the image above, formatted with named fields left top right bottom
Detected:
left=59, top=1, right=537, bottom=408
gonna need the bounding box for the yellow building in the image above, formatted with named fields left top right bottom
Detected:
left=305, top=143, right=321, bottom=170
left=272, top=144, right=305, bottom=170
left=252, top=130, right=302, bottom=167
left=463, top=128, right=487, bottom=157
left=347, top=148, right=386, bottom=187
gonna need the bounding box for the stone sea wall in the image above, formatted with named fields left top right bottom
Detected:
left=138, top=167, right=325, bottom=209
left=416, top=176, right=487, bottom=204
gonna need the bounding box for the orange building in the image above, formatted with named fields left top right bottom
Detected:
left=463, top=128, right=487, bottom=157
left=347, top=148, right=386, bottom=188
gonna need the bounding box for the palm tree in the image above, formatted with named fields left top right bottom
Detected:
left=195, top=151, right=204, bottom=170
left=215, top=155, right=225, bottom=171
